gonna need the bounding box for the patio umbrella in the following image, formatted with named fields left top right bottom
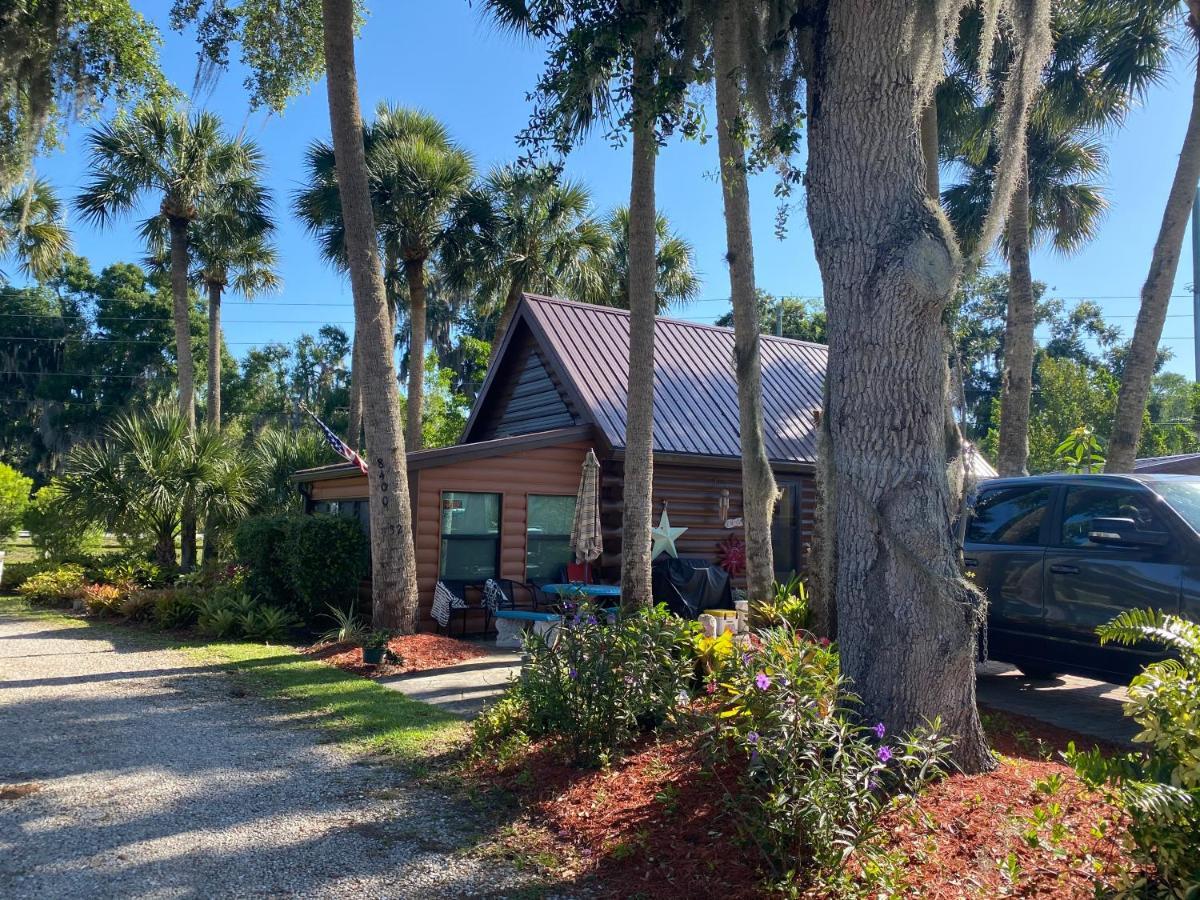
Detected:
left=570, top=449, right=603, bottom=563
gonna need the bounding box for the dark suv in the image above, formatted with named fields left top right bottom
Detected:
left=965, top=473, right=1200, bottom=682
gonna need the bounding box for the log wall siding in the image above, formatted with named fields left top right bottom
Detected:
left=413, top=441, right=591, bottom=631
left=472, top=326, right=579, bottom=440
left=310, top=475, right=369, bottom=501
left=598, top=459, right=816, bottom=593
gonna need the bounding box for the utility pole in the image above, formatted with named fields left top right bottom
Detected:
left=1193, top=185, right=1200, bottom=382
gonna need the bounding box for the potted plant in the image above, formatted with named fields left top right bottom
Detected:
left=361, top=629, right=392, bottom=666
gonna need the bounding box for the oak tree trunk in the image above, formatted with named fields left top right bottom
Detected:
left=321, top=0, right=420, bottom=632
left=1108, top=44, right=1200, bottom=472
left=806, top=0, right=993, bottom=773
left=169, top=216, right=197, bottom=571
left=714, top=5, right=777, bottom=611
left=619, top=41, right=658, bottom=610
left=403, top=259, right=427, bottom=452
left=996, top=166, right=1034, bottom=476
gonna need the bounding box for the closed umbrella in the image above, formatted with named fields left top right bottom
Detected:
left=570, top=449, right=603, bottom=563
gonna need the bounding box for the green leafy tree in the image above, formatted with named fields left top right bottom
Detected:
left=0, top=461, right=31, bottom=548
left=295, top=104, right=474, bottom=451
left=715, top=291, right=827, bottom=343
left=1, top=179, right=72, bottom=282
left=582, top=206, right=700, bottom=313
left=24, top=481, right=104, bottom=561
left=0, top=1, right=168, bottom=191
left=58, top=406, right=259, bottom=568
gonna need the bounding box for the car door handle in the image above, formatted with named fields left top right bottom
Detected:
left=1049, top=564, right=1079, bottom=575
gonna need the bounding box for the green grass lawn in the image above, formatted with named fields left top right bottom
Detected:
left=0, top=596, right=467, bottom=768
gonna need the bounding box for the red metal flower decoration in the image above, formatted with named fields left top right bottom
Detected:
left=716, top=534, right=747, bottom=576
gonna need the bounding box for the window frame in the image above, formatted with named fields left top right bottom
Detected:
left=438, top=490, right=502, bottom=582
left=524, top=493, right=577, bottom=582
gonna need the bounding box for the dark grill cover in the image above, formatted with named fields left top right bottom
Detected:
left=651, top=556, right=733, bottom=619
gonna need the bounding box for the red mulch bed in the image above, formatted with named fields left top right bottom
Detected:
left=473, top=708, right=1145, bottom=899
left=302, top=633, right=490, bottom=677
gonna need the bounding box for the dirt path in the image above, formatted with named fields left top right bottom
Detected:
left=0, top=608, right=534, bottom=899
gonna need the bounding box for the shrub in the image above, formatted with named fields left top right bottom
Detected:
left=232, top=515, right=293, bottom=608
left=1068, top=609, right=1200, bottom=897
left=196, top=597, right=241, bottom=638
left=153, top=589, right=199, bottom=630
left=282, top=514, right=367, bottom=622
left=519, top=601, right=696, bottom=766
left=121, top=589, right=160, bottom=622
left=17, top=565, right=86, bottom=607
left=81, top=582, right=128, bottom=617
left=0, top=462, right=31, bottom=548
left=24, top=482, right=104, bottom=562
left=708, top=628, right=951, bottom=891
left=239, top=605, right=296, bottom=642
left=87, top=551, right=170, bottom=589
left=471, top=691, right=532, bottom=769
left=318, top=603, right=368, bottom=644
left=1, top=559, right=51, bottom=591
left=756, top=575, right=809, bottom=630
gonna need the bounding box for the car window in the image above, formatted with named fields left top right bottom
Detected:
left=1059, top=487, right=1168, bottom=548
left=967, top=486, right=1053, bottom=545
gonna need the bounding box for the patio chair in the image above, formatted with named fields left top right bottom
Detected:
left=435, top=579, right=493, bottom=636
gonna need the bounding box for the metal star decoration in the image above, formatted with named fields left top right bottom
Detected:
left=650, top=507, right=688, bottom=559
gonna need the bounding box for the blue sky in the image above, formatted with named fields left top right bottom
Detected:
left=26, top=3, right=1200, bottom=378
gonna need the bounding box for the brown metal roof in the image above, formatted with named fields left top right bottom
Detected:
left=508, top=294, right=826, bottom=465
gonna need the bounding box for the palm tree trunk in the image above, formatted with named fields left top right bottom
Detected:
left=169, top=216, right=197, bottom=571
left=806, top=0, right=992, bottom=773
left=348, top=336, right=363, bottom=450
left=203, top=280, right=223, bottom=568
left=487, top=280, right=525, bottom=366
left=155, top=526, right=176, bottom=570
left=207, top=281, right=222, bottom=428
left=619, top=37, right=659, bottom=611
left=1108, top=47, right=1200, bottom=472
left=996, top=165, right=1034, bottom=476
left=321, top=0, right=420, bottom=633
left=403, top=259, right=427, bottom=452
left=714, top=5, right=776, bottom=614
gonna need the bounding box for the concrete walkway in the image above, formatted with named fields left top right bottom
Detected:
left=976, top=660, right=1136, bottom=746
left=379, top=648, right=523, bottom=718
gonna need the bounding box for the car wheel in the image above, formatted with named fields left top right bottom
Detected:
left=1015, top=662, right=1059, bottom=681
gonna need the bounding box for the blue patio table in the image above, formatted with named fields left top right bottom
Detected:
left=540, top=583, right=621, bottom=599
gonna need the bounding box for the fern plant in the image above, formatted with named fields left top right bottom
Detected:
left=1067, top=608, right=1200, bottom=897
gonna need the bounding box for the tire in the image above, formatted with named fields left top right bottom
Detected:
left=1015, top=662, right=1059, bottom=681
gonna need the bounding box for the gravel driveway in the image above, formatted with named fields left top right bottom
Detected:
left=0, top=607, right=537, bottom=899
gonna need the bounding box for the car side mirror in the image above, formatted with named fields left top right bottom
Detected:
left=1088, top=517, right=1170, bottom=548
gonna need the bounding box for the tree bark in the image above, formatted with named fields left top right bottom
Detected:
left=403, top=258, right=427, bottom=452
left=155, top=527, right=176, bottom=570
left=321, top=0, right=420, bottom=633
left=487, top=279, right=525, bottom=366
left=921, top=100, right=940, bottom=202
left=714, top=4, right=777, bottom=613
left=806, top=0, right=993, bottom=772
left=169, top=216, right=197, bottom=571
left=619, top=38, right=658, bottom=611
left=348, top=336, right=363, bottom=450
left=996, top=166, right=1034, bottom=476
left=206, top=281, right=222, bottom=428
left=1108, top=44, right=1200, bottom=472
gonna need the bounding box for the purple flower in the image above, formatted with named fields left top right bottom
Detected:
left=873, top=722, right=886, bottom=740
left=750, top=750, right=760, bottom=766
left=867, top=777, right=879, bottom=792
left=705, top=681, right=718, bottom=695
left=741, top=652, right=753, bottom=666
left=586, top=615, right=597, bottom=625
left=877, top=745, right=893, bottom=763
left=755, top=672, right=771, bottom=691
left=568, top=667, right=578, bottom=680
left=747, top=731, right=759, bottom=745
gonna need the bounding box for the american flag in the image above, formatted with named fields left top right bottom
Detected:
left=304, top=406, right=368, bottom=475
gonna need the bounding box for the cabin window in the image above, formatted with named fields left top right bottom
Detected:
left=526, top=494, right=577, bottom=581
left=439, top=492, right=501, bottom=580
left=772, top=484, right=801, bottom=578
left=311, top=499, right=370, bottom=538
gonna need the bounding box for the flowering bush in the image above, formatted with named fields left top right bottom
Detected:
left=1068, top=609, right=1200, bottom=896
left=519, top=601, right=697, bottom=766
left=81, top=582, right=129, bottom=616
left=17, top=565, right=87, bottom=607
left=707, top=628, right=952, bottom=890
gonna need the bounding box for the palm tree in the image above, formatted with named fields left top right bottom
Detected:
left=318, top=0, right=420, bottom=633
left=294, top=104, right=474, bottom=451
left=1103, top=0, right=1200, bottom=471
left=941, top=5, right=1114, bottom=476
left=443, top=164, right=609, bottom=358
left=0, top=179, right=71, bottom=282
left=75, top=104, right=262, bottom=570
left=58, top=406, right=259, bottom=569
left=583, top=207, right=700, bottom=313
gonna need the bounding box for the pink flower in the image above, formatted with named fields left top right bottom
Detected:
left=755, top=672, right=771, bottom=691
